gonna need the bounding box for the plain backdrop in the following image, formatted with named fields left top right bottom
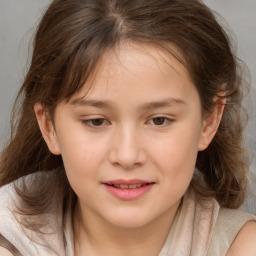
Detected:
left=0, top=0, right=255, bottom=213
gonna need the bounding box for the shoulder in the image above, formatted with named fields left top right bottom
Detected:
left=212, top=207, right=256, bottom=239
left=207, top=207, right=256, bottom=256
left=0, top=181, right=17, bottom=217
left=0, top=183, right=22, bottom=255
left=0, top=171, right=47, bottom=208
left=0, top=233, right=20, bottom=256
left=226, top=220, right=256, bottom=256
left=0, top=247, right=14, bottom=256
left=0, top=172, right=67, bottom=256
left=216, top=207, right=255, bottom=229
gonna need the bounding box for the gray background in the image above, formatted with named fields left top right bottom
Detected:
left=0, top=1, right=255, bottom=212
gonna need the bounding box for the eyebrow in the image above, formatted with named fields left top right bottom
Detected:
left=70, top=98, right=111, bottom=108
left=140, top=98, right=186, bottom=111
left=70, top=97, right=186, bottom=110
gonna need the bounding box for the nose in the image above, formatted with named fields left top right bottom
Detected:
left=108, top=125, right=147, bottom=170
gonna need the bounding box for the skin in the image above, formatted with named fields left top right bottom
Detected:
left=33, top=43, right=255, bottom=256
left=0, top=248, right=14, bottom=256
left=226, top=221, right=256, bottom=256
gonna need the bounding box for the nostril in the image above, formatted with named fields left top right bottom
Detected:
left=108, top=141, right=147, bottom=169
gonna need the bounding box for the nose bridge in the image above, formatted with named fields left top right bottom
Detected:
left=109, top=123, right=145, bottom=169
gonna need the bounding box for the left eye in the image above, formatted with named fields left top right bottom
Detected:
left=148, top=117, right=172, bottom=126
left=82, top=118, right=109, bottom=127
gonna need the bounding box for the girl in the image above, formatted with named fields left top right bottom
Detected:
left=0, top=0, right=255, bottom=255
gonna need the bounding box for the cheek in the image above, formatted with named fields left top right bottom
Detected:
left=148, top=122, right=202, bottom=186
left=59, top=136, right=107, bottom=196
left=155, top=129, right=200, bottom=166
left=61, top=142, right=104, bottom=173
left=56, top=126, right=107, bottom=178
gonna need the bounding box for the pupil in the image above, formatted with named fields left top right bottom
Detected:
left=92, top=119, right=104, bottom=126
left=153, top=117, right=165, bottom=125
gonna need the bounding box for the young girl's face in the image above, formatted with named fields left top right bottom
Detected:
left=38, top=43, right=215, bottom=228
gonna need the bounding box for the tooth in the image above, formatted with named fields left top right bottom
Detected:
left=120, top=184, right=129, bottom=189
left=112, top=184, right=145, bottom=189
left=128, top=184, right=137, bottom=189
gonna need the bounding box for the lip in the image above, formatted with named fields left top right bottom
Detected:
left=103, top=179, right=155, bottom=200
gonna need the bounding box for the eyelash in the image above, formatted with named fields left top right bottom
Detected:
left=81, top=118, right=110, bottom=127
left=147, top=117, right=173, bottom=126
left=81, top=116, right=174, bottom=128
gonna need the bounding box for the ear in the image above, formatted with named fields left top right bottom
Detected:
left=198, top=97, right=226, bottom=151
left=34, top=103, right=61, bottom=155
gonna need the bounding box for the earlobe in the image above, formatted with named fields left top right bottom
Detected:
left=198, top=97, right=226, bottom=151
left=34, top=103, right=61, bottom=155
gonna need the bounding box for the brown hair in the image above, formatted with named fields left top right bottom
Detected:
left=0, top=0, right=249, bottom=226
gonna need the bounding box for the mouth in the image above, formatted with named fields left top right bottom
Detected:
left=103, top=180, right=155, bottom=200
left=105, top=183, right=153, bottom=189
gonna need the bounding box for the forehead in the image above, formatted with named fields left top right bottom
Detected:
left=70, top=43, right=196, bottom=102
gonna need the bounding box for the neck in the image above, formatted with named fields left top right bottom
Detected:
left=73, top=200, right=181, bottom=256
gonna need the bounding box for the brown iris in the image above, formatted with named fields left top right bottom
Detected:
left=91, top=119, right=105, bottom=126
left=152, top=117, right=166, bottom=125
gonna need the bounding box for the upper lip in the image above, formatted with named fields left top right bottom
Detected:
left=103, top=179, right=154, bottom=185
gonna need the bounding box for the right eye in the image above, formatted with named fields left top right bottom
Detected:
left=82, top=118, right=110, bottom=127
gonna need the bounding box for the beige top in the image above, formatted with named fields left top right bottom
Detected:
left=0, top=179, right=255, bottom=256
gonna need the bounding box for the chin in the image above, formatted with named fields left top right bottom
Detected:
left=103, top=210, right=157, bottom=229
left=110, top=218, right=151, bottom=229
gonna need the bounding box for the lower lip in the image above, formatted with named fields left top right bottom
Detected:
left=103, top=184, right=154, bottom=200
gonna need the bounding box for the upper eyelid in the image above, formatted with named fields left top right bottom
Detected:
left=149, top=116, right=173, bottom=121
left=80, top=115, right=175, bottom=121
left=81, top=118, right=110, bottom=127
left=146, top=116, right=174, bottom=126
left=80, top=115, right=108, bottom=121
left=147, top=115, right=174, bottom=121
left=80, top=114, right=174, bottom=123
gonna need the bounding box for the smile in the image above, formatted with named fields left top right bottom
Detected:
left=103, top=180, right=155, bottom=200
left=111, top=184, right=148, bottom=189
